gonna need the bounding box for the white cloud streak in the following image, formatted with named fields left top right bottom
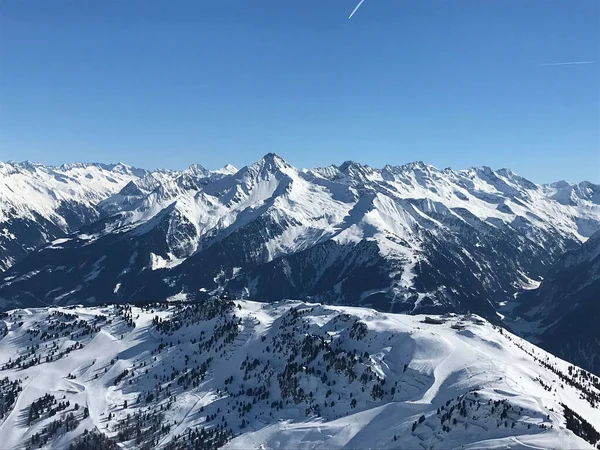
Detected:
left=536, top=61, right=595, bottom=66
left=349, top=0, right=366, bottom=19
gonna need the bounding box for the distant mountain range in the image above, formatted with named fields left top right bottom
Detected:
left=0, top=161, right=150, bottom=271
left=0, top=154, right=599, bottom=373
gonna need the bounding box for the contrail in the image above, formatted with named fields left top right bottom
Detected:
left=349, top=0, right=366, bottom=19
left=536, top=61, right=595, bottom=66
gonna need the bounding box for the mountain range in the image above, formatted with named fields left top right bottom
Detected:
left=1, top=155, right=599, bottom=449
left=0, top=161, right=149, bottom=272
left=0, top=154, right=599, bottom=374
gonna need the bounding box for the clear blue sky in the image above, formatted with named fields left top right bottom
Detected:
left=0, top=0, right=598, bottom=183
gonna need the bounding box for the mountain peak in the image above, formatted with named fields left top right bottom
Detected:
left=408, top=160, right=428, bottom=169
left=248, top=153, right=291, bottom=173
left=548, top=180, right=572, bottom=189
left=473, top=165, right=495, bottom=176
left=3, top=160, right=44, bottom=172
left=337, top=160, right=374, bottom=173
left=496, top=168, right=538, bottom=190
left=216, top=164, right=238, bottom=175
left=383, top=160, right=438, bottom=175
left=184, top=163, right=210, bottom=177
left=496, top=168, right=515, bottom=177
left=262, top=152, right=287, bottom=165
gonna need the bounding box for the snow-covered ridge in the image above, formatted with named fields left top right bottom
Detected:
left=1, top=154, right=600, bottom=319
left=0, top=161, right=147, bottom=221
left=0, top=161, right=154, bottom=271
left=0, top=299, right=598, bottom=449
left=0, top=160, right=237, bottom=272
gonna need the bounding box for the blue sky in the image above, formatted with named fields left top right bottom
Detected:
left=0, top=0, right=598, bottom=183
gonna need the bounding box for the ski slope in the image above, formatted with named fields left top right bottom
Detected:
left=0, top=299, right=598, bottom=449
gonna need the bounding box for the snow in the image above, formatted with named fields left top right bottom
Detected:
left=2, top=155, right=600, bottom=311
left=0, top=157, right=599, bottom=448
left=0, top=299, right=597, bottom=449
left=0, top=161, right=145, bottom=225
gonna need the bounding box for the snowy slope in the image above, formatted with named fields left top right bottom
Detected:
left=0, top=299, right=598, bottom=449
left=0, top=161, right=149, bottom=271
left=510, top=230, right=600, bottom=376
left=1, top=154, right=599, bottom=322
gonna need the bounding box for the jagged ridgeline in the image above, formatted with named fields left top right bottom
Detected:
left=0, top=298, right=599, bottom=449
left=1, top=155, right=599, bottom=325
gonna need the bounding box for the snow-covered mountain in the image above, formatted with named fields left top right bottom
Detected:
left=0, top=162, right=150, bottom=271
left=0, top=154, right=598, bottom=323
left=510, top=229, right=600, bottom=376
left=0, top=299, right=598, bottom=449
